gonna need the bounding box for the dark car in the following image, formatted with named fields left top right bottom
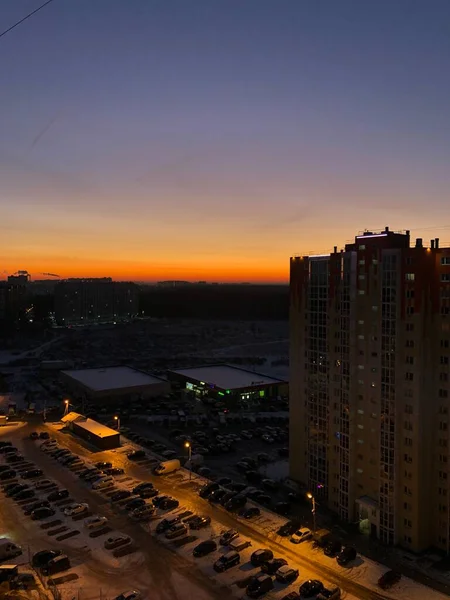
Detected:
left=95, top=461, right=112, bottom=469
left=29, top=432, right=39, bottom=440
left=193, top=540, right=217, bottom=557
left=220, top=491, right=238, bottom=506
left=0, top=470, right=16, bottom=480
left=156, top=516, right=180, bottom=533
left=61, top=455, right=78, bottom=466
left=246, top=574, right=274, bottom=598
left=0, top=445, right=17, bottom=454
left=261, top=558, right=288, bottom=575
left=219, top=529, right=239, bottom=545
left=199, top=482, right=219, bottom=499
left=160, top=497, right=179, bottom=510
left=78, top=468, right=97, bottom=479
left=32, top=550, right=62, bottom=569
left=111, top=490, right=132, bottom=503
left=336, top=546, right=357, bottom=566
left=275, top=566, right=299, bottom=585
left=152, top=495, right=170, bottom=507
left=0, top=441, right=12, bottom=448
left=47, top=489, right=69, bottom=502
left=208, top=489, right=227, bottom=503
left=277, top=520, right=301, bottom=537
left=6, top=453, right=24, bottom=463
left=378, top=570, right=401, bottom=590
left=225, top=494, right=247, bottom=512
left=0, top=464, right=13, bottom=472
left=39, top=432, right=50, bottom=440
left=125, top=498, right=145, bottom=512
left=188, top=515, right=211, bottom=530
left=246, top=471, right=263, bottom=484
left=127, top=450, right=146, bottom=461
left=41, top=555, right=70, bottom=576
left=6, top=483, right=28, bottom=497
left=299, top=579, right=324, bottom=598
left=324, top=540, right=342, bottom=557
left=103, top=467, right=125, bottom=476
left=239, top=507, right=260, bottom=519
left=14, top=488, right=35, bottom=501
left=133, top=482, right=154, bottom=494
left=229, top=482, right=247, bottom=492
left=140, top=487, right=159, bottom=499
left=21, top=469, right=43, bottom=480
left=31, top=506, right=56, bottom=520
left=24, top=500, right=51, bottom=515
left=251, top=548, right=274, bottom=566
left=216, top=477, right=232, bottom=487
left=213, top=551, right=240, bottom=572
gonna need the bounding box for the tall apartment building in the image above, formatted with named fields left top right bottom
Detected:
left=290, top=227, right=450, bottom=553
left=54, top=278, right=139, bottom=325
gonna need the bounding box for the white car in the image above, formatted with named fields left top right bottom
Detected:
left=114, top=592, right=141, bottom=600
left=34, top=479, right=56, bottom=490
left=64, top=503, right=89, bottom=517
left=290, top=527, right=312, bottom=544
left=91, top=476, right=113, bottom=490
left=84, top=515, right=108, bottom=530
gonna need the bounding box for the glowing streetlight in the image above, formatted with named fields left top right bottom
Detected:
left=63, top=399, right=70, bottom=417
left=185, top=441, right=192, bottom=480
left=307, top=492, right=316, bottom=533
left=114, top=415, right=120, bottom=431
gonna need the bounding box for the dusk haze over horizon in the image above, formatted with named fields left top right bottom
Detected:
left=2, top=0, right=450, bottom=283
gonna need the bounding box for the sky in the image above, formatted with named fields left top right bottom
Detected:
left=2, top=0, right=450, bottom=283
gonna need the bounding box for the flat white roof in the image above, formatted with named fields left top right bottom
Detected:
left=62, top=366, right=164, bottom=392
left=74, top=418, right=118, bottom=438
left=171, top=365, right=284, bottom=390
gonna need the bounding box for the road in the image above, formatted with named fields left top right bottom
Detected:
left=10, top=423, right=404, bottom=600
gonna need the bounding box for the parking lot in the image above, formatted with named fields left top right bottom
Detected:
left=0, top=422, right=445, bottom=600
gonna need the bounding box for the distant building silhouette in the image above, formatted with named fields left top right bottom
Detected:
left=54, top=278, right=138, bottom=325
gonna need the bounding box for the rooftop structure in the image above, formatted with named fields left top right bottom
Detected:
left=171, top=365, right=284, bottom=390
left=74, top=417, right=118, bottom=438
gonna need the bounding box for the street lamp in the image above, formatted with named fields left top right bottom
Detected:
left=307, top=492, right=316, bottom=533
left=185, top=441, right=192, bottom=480
left=114, top=415, right=120, bottom=431
left=63, top=399, right=70, bottom=417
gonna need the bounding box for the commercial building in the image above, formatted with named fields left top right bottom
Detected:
left=61, top=366, right=169, bottom=402
left=290, top=228, right=450, bottom=553
left=61, top=411, right=120, bottom=450
left=169, top=364, right=287, bottom=403
left=54, top=278, right=139, bottom=326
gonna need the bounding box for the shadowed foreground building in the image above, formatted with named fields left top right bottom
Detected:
left=290, top=228, right=450, bottom=553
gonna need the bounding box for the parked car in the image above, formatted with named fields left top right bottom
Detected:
left=239, top=507, right=260, bottom=519
left=130, top=505, right=155, bottom=521
left=64, top=503, right=89, bottom=517
left=156, top=516, right=180, bottom=533
left=199, top=482, right=219, bottom=498
left=188, top=515, right=211, bottom=530
left=290, top=528, right=312, bottom=544
left=274, top=501, right=290, bottom=516
left=193, top=540, right=217, bottom=557
left=31, top=507, right=56, bottom=520
left=246, top=574, right=274, bottom=598
left=336, top=546, right=357, bottom=566
left=84, top=516, right=108, bottom=530
left=216, top=477, right=232, bottom=487
left=0, top=441, right=12, bottom=448
left=14, top=489, right=35, bottom=501
left=378, top=570, right=401, bottom=590
left=41, top=554, right=71, bottom=576
left=32, top=549, right=62, bottom=568
left=0, top=470, right=16, bottom=480
left=24, top=500, right=51, bottom=516
left=159, top=497, right=179, bottom=510
left=317, top=587, right=341, bottom=600
left=35, top=479, right=56, bottom=491
left=104, top=535, right=131, bottom=550
left=0, top=464, right=13, bottom=472
left=165, top=523, right=188, bottom=539
left=79, top=468, right=100, bottom=480
left=213, top=551, right=240, bottom=572
left=125, top=498, right=145, bottom=512
left=262, top=478, right=277, bottom=490
left=6, top=453, right=24, bottom=463
left=219, top=529, right=239, bottom=545
left=275, top=565, right=299, bottom=584
left=39, top=432, right=50, bottom=439
left=127, top=450, right=146, bottom=461
left=152, top=495, right=170, bottom=507
left=139, top=487, right=159, bottom=499
left=113, top=591, right=141, bottom=600
left=47, top=489, right=69, bottom=502
left=92, top=476, right=114, bottom=490
left=6, top=484, right=28, bottom=497
left=103, top=467, right=125, bottom=476
left=299, top=580, right=324, bottom=598
left=21, top=469, right=43, bottom=480
left=324, top=540, right=342, bottom=557
left=225, top=494, right=247, bottom=511
left=251, top=549, right=274, bottom=566
left=261, top=558, right=288, bottom=575
left=95, top=461, right=112, bottom=469
left=132, top=482, right=154, bottom=495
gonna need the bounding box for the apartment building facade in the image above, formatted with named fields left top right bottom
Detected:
left=290, top=228, right=450, bottom=552
left=54, top=278, right=139, bottom=325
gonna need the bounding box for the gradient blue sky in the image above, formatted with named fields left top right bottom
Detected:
left=2, top=0, right=450, bottom=281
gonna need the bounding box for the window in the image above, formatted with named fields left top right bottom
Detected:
left=357, top=409, right=364, bottom=414
left=442, top=257, right=450, bottom=266
left=405, top=404, right=413, bottom=414
left=442, top=274, right=450, bottom=282
left=358, top=365, right=364, bottom=370
left=406, top=306, right=414, bottom=316
left=404, top=519, right=412, bottom=528
left=359, top=274, right=365, bottom=280
left=404, top=421, right=413, bottom=431
left=358, top=320, right=364, bottom=325
left=439, top=471, right=448, bottom=480
left=440, top=373, right=449, bottom=382
left=359, top=259, right=365, bottom=265
left=406, top=273, right=415, bottom=281
left=405, top=437, right=413, bottom=446
left=404, top=501, right=411, bottom=510
left=406, top=323, right=414, bottom=332
left=404, top=486, right=412, bottom=495
left=404, top=536, right=412, bottom=544
left=405, top=372, right=414, bottom=381
left=360, top=245, right=366, bottom=250
left=372, top=305, right=378, bottom=311
left=441, top=356, right=449, bottom=365
left=356, top=468, right=363, bottom=474
left=406, top=339, right=414, bottom=348
left=357, top=439, right=364, bottom=444
left=440, top=422, right=448, bottom=431
left=357, top=424, right=364, bottom=429
left=439, top=389, right=449, bottom=398
left=442, top=340, right=450, bottom=349
left=358, top=290, right=364, bottom=295
left=406, top=356, right=414, bottom=365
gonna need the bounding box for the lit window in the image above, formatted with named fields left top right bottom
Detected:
left=357, top=409, right=364, bottom=415
left=358, top=320, right=364, bottom=325
left=406, top=273, right=415, bottom=281
left=357, top=439, right=364, bottom=444
left=441, top=257, right=450, bottom=265
left=358, top=365, right=364, bottom=370
left=356, top=468, right=363, bottom=474
left=358, top=290, right=365, bottom=295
